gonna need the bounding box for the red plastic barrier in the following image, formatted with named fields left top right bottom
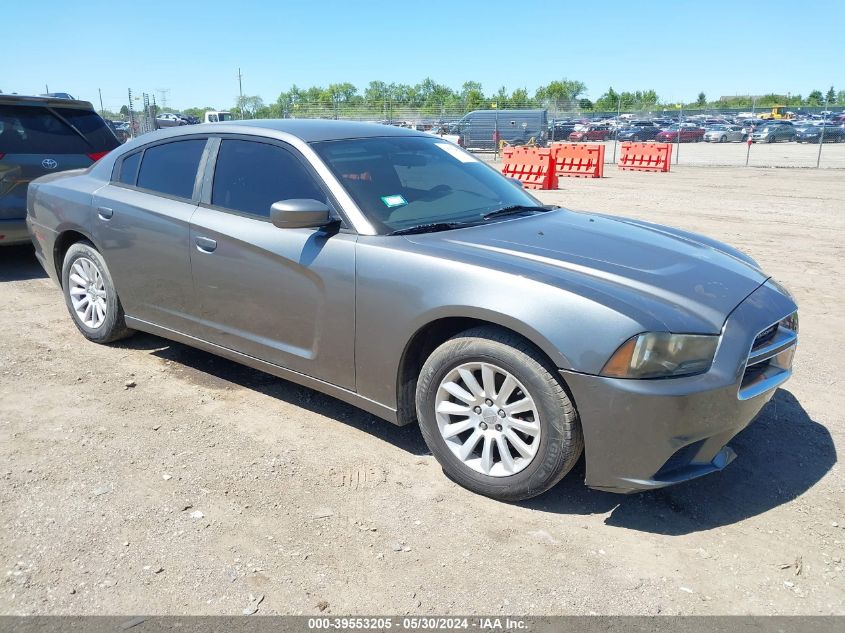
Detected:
left=501, top=147, right=556, bottom=189
left=550, top=143, right=605, bottom=179
left=618, top=142, right=673, bottom=172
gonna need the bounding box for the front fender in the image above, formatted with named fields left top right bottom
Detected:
left=354, top=238, right=651, bottom=410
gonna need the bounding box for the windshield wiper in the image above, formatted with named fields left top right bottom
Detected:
left=389, top=222, right=476, bottom=236
left=482, top=205, right=555, bottom=221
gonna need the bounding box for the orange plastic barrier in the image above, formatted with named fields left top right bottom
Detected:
left=550, top=143, right=605, bottom=179
left=618, top=142, right=673, bottom=172
left=501, top=147, right=556, bottom=189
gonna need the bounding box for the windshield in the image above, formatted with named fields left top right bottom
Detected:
left=312, top=135, right=542, bottom=234
left=218, top=112, right=233, bottom=121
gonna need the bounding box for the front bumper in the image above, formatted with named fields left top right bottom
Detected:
left=563, top=280, right=797, bottom=493
left=0, top=218, right=32, bottom=246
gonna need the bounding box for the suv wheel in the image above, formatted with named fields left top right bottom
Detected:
left=416, top=327, right=583, bottom=501
left=61, top=241, right=133, bottom=344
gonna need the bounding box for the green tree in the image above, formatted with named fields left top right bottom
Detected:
left=806, top=90, right=824, bottom=106
left=119, top=105, right=129, bottom=116
left=461, top=81, right=484, bottom=112
left=510, top=88, right=530, bottom=107
left=235, top=95, right=264, bottom=118
left=594, top=87, right=620, bottom=111
left=535, top=79, right=587, bottom=110
left=838, top=90, right=845, bottom=105
left=696, top=92, right=707, bottom=107
left=826, top=86, right=836, bottom=104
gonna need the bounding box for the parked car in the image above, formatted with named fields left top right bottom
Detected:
left=568, top=125, right=611, bottom=142
left=703, top=124, right=746, bottom=143
left=177, top=113, right=200, bottom=125
left=548, top=120, right=578, bottom=142
left=655, top=126, right=705, bottom=142
left=204, top=111, right=233, bottom=123
left=105, top=120, right=131, bottom=144
left=795, top=124, right=845, bottom=143
left=616, top=122, right=661, bottom=142
left=0, top=94, right=118, bottom=245
left=751, top=124, right=795, bottom=143
left=26, top=120, right=798, bottom=501
left=154, top=113, right=186, bottom=129
left=739, top=119, right=767, bottom=135
left=450, top=109, right=548, bottom=150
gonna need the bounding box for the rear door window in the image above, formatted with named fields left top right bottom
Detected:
left=136, top=139, right=206, bottom=200
left=211, top=139, right=326, bottom=218
left=118, top=152, right=141, bottom=185
left=0, top=104, right=118, bottom=154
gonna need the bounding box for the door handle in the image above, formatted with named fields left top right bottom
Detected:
left=97, top=206, right=113, bottom=220
left=195, top=236, right=217, bottom=253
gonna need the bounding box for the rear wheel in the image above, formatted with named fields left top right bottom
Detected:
left=416, top=327, right=583, bottom=502
left=61, top=241, right=133, bottom=344
left=720, top=135, right=727, bottom=143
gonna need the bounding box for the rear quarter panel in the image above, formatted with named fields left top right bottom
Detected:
left=27, top=170, right=101, bottom=283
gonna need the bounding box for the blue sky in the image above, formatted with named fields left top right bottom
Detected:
left=4, top=0, right=843, bottom=111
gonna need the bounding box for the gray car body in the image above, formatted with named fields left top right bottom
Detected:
left=26, top=120, right=798, bottom=493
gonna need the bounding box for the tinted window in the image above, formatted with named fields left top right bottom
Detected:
left=118, top=152, right=141, bottom=185
left=136, top=139, right=206, bottom=199
left=211, top=139, right=325, bottom=217
left=0, top=104, right=117, bottom=154
left=52, top=108, right=119, bottom=151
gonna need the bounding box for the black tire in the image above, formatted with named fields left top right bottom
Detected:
left=61, top=241, right=133, bottom=344
left=720, top=135, right=727, bottom=143
left=415, top=326, right=583, bottom=502
left=632, top=135, right=640, bottom=142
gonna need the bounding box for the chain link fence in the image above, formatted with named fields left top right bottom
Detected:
left=117, top=92, right=845, bottom=168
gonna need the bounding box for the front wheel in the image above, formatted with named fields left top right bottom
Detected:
left=61, top=241, right=133, bottom=344
left=415, top=327, right=583, bottom=502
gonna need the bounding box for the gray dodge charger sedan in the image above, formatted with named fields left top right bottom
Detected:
left=26, top=120, right=798, bottom=501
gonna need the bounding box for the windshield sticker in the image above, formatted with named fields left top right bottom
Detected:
left=434, top=142, right=479, bottom=163
left=381, top=194, right=408, bottom=208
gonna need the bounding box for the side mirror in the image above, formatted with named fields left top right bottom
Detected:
left=270, top=199, right=332, bottom=229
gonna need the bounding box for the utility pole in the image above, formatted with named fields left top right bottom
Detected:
left=237, top=68, right=244, bottom=119
left=156, top=88, right=170, bottom=111
left=817, top=97, right=829, bottom=168
left=98, top=88, right=105, bottom=116
left=45, top=84, right=49, bottom=94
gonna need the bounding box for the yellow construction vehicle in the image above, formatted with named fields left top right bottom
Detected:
left=758, top=105, right=795, bottom=120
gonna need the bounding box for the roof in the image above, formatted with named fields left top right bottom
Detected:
left=0, top=94, right=95, bottom=109
left=215, top=119, right=428, bottom=142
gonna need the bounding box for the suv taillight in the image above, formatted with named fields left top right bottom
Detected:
left=87, top=151, right=109, bottom=162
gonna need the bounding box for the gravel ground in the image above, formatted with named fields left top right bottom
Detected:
left=1, top=166, right=843, bottom=616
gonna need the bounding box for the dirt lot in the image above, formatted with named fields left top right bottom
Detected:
left=1, top=166, right=843, bottom=616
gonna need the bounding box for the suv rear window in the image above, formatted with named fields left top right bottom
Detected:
left=0, top=104, right=120, bottom=154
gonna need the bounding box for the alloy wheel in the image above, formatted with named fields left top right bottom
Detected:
left=435, top=361, right=541, bottom=477
left=68, top=257, right=108, bottom=329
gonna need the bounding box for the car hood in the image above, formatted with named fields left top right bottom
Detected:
left=404, top=210, right=768, bottom=334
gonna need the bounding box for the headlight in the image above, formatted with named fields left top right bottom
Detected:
left=600, top=333, right=719, bottom=379
left=780, top=311, right=799, bottom=333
